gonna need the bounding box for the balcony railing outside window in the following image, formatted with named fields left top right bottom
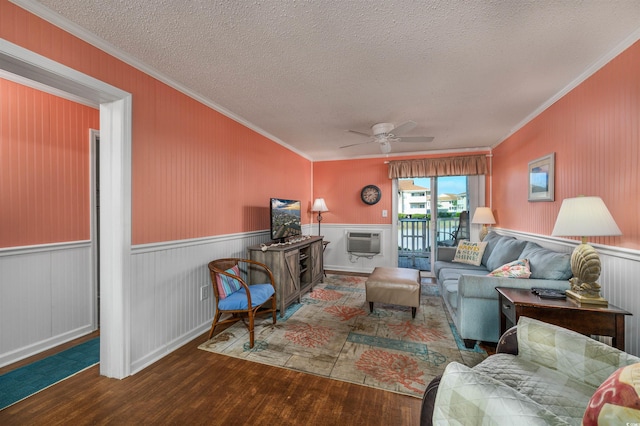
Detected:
left=398, top=217, right=460, bottom=253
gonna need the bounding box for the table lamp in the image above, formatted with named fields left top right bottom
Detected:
left=311, top=198, right=329, bottom=236
left=472, top=207, right=496, bottom=241
left=551, top=196, right=621, bottom=305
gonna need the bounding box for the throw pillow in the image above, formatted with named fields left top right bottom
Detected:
left=484, top=237, right=528, bottom=272
left=582, top=362, right=640, bottom=425
left=452, top=241, right=488, bottom=266
left=488, top=258, right=532, bottom=278
left=519, top=242, right=572, bottom=280
left=215, top=265, right=242, bottom=299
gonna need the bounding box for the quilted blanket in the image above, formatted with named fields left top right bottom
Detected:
left=432, top=317, right=640, bottom=425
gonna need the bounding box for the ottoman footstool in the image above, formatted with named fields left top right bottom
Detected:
left=365, top=267, right=421, bottom=318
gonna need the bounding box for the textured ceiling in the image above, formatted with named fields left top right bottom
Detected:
left=25, top=0, right=640, bottom=160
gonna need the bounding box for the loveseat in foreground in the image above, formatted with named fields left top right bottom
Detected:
left=434, top=231, right=572, bottom=347
left=421, top=317, right=640, bottom=425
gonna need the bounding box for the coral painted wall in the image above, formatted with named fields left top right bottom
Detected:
left=314, top=158, right=391, bottom=225
left=0, top=78, right=99, bottom=248
left=492, top=40, right=640, bottom=250
left=0, top=1, right=311, bottom=246
left=313, top=152, right=490, bottom=225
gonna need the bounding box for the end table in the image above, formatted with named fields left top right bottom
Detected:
left=496, top=287, right=631, bottom=351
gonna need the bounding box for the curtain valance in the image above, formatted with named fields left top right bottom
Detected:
left=387, top=155, right=488, bottom=179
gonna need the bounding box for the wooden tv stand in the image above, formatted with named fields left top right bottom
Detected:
left=247, top=236, right=324, bottom=317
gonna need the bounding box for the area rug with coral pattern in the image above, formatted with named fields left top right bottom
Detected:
left=199, top=273, right=486, bottom=398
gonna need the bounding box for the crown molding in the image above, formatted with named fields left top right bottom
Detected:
left=317, top=146, right=493, bottom=162
left=495, top=26, right=640, bottom=148
left=9, top=0, right=311, bottom=161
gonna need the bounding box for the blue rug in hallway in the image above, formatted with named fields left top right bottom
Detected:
left=0, top=337, right=99, bottom=410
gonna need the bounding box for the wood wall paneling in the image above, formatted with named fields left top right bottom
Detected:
left=0, top=78, right=97, bottom=248
left=492, top=40, right=640, bottom=250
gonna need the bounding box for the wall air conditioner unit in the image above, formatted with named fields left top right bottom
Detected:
left=347, top=231, right=381, bottom=255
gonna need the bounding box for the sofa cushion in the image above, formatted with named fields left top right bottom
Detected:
left=473, top=353, right=595, bottom=422
left=438, top=267, right=488, bottom=291
left=480, top=231, right=505, bottom=266
left=517, top=317, right=640, bottom=388
left=488, top=258, right=532, bottom=278
left=443, top=280, right=459, bottom=309
left=438, top=265, right=488, bottom=280
left=520, top=242, right=572, bottom=280
left=433, top=362, right=570, bottom=425
left=452, top=241, right=487, bottom=266
left=485, top=237, right=528, bottom=271
left=435, top=260, right=486, bottom=278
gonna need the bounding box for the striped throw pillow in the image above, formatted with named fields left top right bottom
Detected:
left=215, top=265, right=242, bottom=299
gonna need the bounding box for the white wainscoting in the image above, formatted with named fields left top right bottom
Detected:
left=129, top=225, right=393, bottom=371
left=0, top=242, right=96, bottom=367
left=130, top=225, right=639, bottom=368
left=6, top=226, right=635, bottom=373
left=496, top=229, right=640, bottom=358
left=128, top=230, right=273, bottom=373
left=0, top=229, right=308, bottom=374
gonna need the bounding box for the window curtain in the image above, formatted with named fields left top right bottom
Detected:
left=387, top=155, right=488, bottom=179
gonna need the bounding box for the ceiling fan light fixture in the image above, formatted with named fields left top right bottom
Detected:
left=341, top=120, right=433, bottom=151
left=372, top=122, right=395, bottom=136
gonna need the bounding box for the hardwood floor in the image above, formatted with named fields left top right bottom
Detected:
left=0, top=330, right=422, bottom=425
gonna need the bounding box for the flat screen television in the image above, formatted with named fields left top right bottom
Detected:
left=270, top=198, right=302, bottom=242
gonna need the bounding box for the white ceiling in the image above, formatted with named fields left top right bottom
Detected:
left=21, top=0, right=640, bottom=161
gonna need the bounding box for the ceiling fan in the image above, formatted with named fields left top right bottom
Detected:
left=341, top=121, right=434, bottom=154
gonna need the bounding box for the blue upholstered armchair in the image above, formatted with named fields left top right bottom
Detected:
left=207, top=258, right=277, bottom=348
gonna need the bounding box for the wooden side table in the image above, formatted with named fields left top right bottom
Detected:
left=496, top=287, right=631, bottom=351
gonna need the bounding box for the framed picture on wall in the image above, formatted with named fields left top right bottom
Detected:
left=528, top=153, right=555, bottom=202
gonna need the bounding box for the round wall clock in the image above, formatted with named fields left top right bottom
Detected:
left=361, top=185, right=382, bottom=205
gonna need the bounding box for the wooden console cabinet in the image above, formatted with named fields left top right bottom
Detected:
left=247, top=236, right=324, bottom=317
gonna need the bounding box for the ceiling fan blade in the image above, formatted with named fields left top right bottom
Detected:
left=340, top=140, right=375, bottom=149
left=397, top=136, right=435, bottom=143
left=390, top=121, right=417, bottom=136
left=347, top=129, right=372, bottom=138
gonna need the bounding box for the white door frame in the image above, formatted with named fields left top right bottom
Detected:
left=0, top=39, right=133, bottom=379
left=90, top=129, right=100, bottom=329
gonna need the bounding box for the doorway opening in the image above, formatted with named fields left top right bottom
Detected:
left=1, top=39, right=133, bottom=378
left=397, top=176, right=470, bottom=271
left=90, top=129, right=100, bottom=328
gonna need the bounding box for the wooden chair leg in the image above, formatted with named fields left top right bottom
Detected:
left=208, top=311, right=222, bottom=339
left=248, top=311, right=255, bottom=348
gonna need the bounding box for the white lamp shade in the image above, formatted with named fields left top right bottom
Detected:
left=471, top=207, right=496, bottom=225
left=552, top=196, right=621, bottom=237
left=312, top=198, right=329, bottom=212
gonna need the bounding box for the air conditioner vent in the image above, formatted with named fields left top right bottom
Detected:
left=347, top=231, right=381, bottom=254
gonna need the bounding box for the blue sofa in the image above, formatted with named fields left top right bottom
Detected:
left=434, top=231, right=572, bottom=347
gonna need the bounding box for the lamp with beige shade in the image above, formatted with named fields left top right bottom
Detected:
left=472, top=207, right=496, bottom=241
left=551, top=196, right=621, bottom=305
left=311, top=198, right=329, bottom=236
